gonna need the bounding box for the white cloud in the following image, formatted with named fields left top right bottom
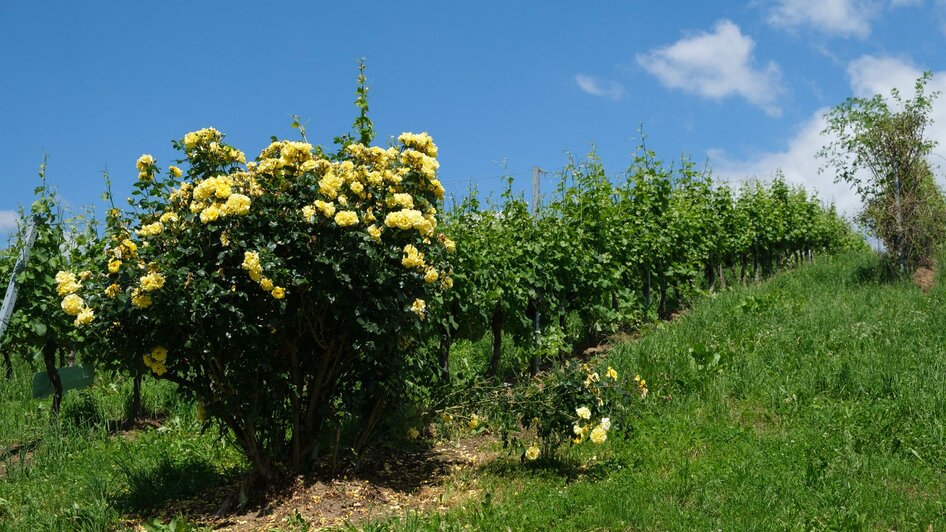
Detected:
left=847, top=55, right=923, bottom=98
left=710, top=55, right=946, bottom=216
left=710, top=112, right=862, bottom=214
left=767, top=0, right=879, bottom=38
left=0, top=211, right=18, bottom=233
left=574, top=74, right=625, bottom=100
left=636, top=20, right=783, bottom=116
left=891, top=0, right=922, bottom=6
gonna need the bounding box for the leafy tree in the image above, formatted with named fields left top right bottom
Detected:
left=819, top=72, right=946, bottom=271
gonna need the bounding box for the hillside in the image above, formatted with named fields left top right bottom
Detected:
left=376, top=252, right=946, bottom=530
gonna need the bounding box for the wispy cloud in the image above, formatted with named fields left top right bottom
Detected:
left=636, top=20, right=783, bottom=116
left=574, top=74, right=625, bottom=100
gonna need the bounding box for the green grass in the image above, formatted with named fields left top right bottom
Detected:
left=0, top=363, right=244, bottom=530
left=375, top=252, right=946, bottom=530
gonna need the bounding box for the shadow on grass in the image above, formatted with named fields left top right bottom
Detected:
left=124, top=438, right=482, bottom=527
left=112, top=450, right=237, bottom=515
left=848, top=253, right=900, bottom=286
left=475, top=451, right=626, bottom=484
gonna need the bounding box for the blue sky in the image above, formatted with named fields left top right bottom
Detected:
left=2, top=0, right=946, bottom=240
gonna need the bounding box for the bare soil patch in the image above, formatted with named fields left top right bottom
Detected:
left=912, top=266, right=936, bottom=293
left=134, top=435, right=493, bottom=530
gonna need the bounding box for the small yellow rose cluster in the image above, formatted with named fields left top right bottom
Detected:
left=398, top=132, right=438, bottom=157
left=55, top=271, right=81, bottom=297
left=411, top=298, right=426, bottom=319
left=334, top=210, right=359, bottom=227
left=139, top=271, right=165, bottom=292
left=57, top=271, right=94, bottom=326
left=136, top=154, right=156, bottom=181
left=634, top=374, right=648, bottom=399
left=286, top=134, right=446, bottom=245
left=183, top=127, right=246, bottom=164
left=437, top=233, right=456, bottom=254
left=572, top=406, right=611, bottom=445
left=143, top=346, right=168, bottom=376
left=136, top=221, right=163, bottom=237
left=258, top=140, right=316, bottom=171
left=108, top=238, right=137, bottom=261
left=241, top=251, right=285, bottom=299
left=384, top=208, right=436, bottom=237
left=190, top=175, right=252, bottom=224
left=130, top=289, right=152, bottom=309
left=183, top=127, right=223, bottom=151
left=401, top=244, right=426, bottom=269
left=182, top=127, right=246, bottom=164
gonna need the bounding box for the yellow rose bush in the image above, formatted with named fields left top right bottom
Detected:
left=64, top=107, right=452, bottom=479
left=446, top=360, right=641, bottom=463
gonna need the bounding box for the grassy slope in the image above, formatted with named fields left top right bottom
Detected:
left=380, top=252, right=946, bottom=531
left=0, top=363, right=243, bottom=530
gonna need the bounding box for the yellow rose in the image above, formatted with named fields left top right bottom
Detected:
left=301, top=205, right=316, bottom=221
left=74, top=307, right=94, bottom=326
left=590, top=426, right=607, bottom=444
left=61, top=294, right=85, bottom=316
left=411, top=298, right=426, bottom=319
left=224, top=193, right=251, bottom=215
left=401, top=244, right=425, bottom=269
left=334, top=210, right=359, bottom=227
left=56, top=280, right=80, bottom=297
left=150, top=346, right=168, bottom=363
left=271, top=286, right=286, bottom=300
left=105, top=284, right=121, bottom=298
left=136, top=154, right=154, bottom=171
left=576, top=406, right=591, bottom=420
left=136, top=222, right=164, bottom=237
left=424, top=268, right=439, bottom=283
left=108, top=259, right=122, bottom=273
left=139, top=272, right=165, bottom=292
left=525, top=445, right=540, bottom=461
left=169, top=165, right=183, bottom=178
left=367, top=224, right=382, bottom=241
left=131, top=289, right=152, bottom=309
left=259, top=278, right=274, bottom=292
left=200, top=204, right=221, bottom=224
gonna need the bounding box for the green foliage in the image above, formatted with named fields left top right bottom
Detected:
left=1, top=159, right=101, bottom=390
left=820, top=71, right=946, bottom=271
left=439, top=137, right=864, bottom=380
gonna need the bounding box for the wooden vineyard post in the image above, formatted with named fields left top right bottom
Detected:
left=529, top=166, right=542, bottom=377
